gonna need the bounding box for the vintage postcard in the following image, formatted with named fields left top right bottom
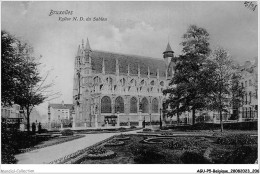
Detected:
left=1, top=1, right=258, bottom=174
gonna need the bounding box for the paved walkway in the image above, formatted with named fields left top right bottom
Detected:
left=15, top=130, right=139, bottom=164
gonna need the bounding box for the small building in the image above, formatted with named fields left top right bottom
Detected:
left=1, top=104, right=23, bottom=130
left=48, top=101, right=74, bottom=128
left=239, top=58, right=258, bottom=121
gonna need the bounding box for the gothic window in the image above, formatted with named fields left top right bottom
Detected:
left=101, top=96, right=111, bottom=113
left=115, top=96, right=124, bottom=113
left=106, top=77, right=113, bottom=85
left=120, top=78, right=126, bottom=86
left=130, top=97, right=138, bottom=113
left=130, top=79, right=137, bottom=86
left=249, top=92, right=252, bottom=103
left=141, top=80, right=145, bottom=86
left=141, top=98, right=149, bottom=113
left=160, top=81, right=164, bottom=86
left=249, top=79, right=252, bottom=86
left=152, top=98, right=159, bottom=113
left=94, top=76, right=101, bottom=85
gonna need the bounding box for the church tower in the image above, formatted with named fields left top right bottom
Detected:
left=82, top=38, right=93, bottom=127
left=73, top=38, right=94, bottom=127
left=163, top=42, right=174, bottom=67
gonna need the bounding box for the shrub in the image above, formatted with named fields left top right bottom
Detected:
left=130, top=122, right=139, bottom=126
left=161, top=132, right=173, bottom=136
left=88, top=146, right=107, bottom=155
left=40, top=129, right=48, bottom=133
left=160, top=126, right=169, bottom=130
left=118, top=127, right=126, bottom=131
left=180, top=151, right=211, bottom=164
left=143, top=128, right=152, bottom=132
left=225, top=146, right=258, bottom=164
left=216, top=134, right=257, bottom=146
left=119, top=122, right=128, bottom=126
left=130, top=144, right=176, bottom=164
left=130, top=126, right=136, bottom=129
left=61, top=129, right=74, bottom=136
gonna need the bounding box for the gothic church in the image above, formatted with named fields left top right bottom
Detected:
left=73, top=39, right=175, bottom=127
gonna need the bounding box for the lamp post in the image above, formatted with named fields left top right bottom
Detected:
left=117, top=111, right=120, bottom=127
left=149, top=113, right=152, bottom=129
left=116, top=106, right=120, bottom=127
left=95, top=105, right=98, bottom=128
left=159, top=108, right=162, bottom=129
left=139, top=102, right=143, bottom=128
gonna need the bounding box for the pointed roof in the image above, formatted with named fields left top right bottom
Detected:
left=76, top=45, right=81, bottom=57
left=164, top=42, right=174, bottom=53
left=90, top=50, right=166, bottom=77
left=82, top=39, right=84, bottom=49
left=85, top=38, right=91, bottom=51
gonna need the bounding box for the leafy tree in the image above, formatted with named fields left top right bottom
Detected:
left=1, top=30, right=60, bottom=132
left=163, top=25, right=212, bottom=125
left=208, top=48, right=244, bottom=131
left=1, top=31, right=24, bottom=106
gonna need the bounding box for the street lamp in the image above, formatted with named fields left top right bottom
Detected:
left=95, top=105, right=98, bottom=128
left=159, top=108, right=162, bottom=129
left=139, top=102, right=143, bottom=128
left=116, top=106, right=120, bottom=127
left=149, top=113, right=152, bottom=129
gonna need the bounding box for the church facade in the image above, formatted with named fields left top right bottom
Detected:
left=72, top=39, right=175, bottom=128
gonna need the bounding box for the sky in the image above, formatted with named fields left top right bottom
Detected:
left=1, top=1, right=258, bottom=116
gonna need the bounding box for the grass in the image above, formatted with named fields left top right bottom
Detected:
left=79, top=130, right=257, bottom=164
left=1, top=128, right=84, bottom=164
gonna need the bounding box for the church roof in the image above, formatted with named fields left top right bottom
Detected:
left=49, top=104, right=74, bottom=110
left=91, top=50, right=167, bottom=77
left=164, top=42, right=174, bottom=53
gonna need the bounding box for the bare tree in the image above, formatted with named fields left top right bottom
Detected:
left=12, top=40, right=61, bottom=132
left=208, top=48, right=244, bottom=132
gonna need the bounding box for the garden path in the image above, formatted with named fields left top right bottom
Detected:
left=15, top=129, right=139, bottom=164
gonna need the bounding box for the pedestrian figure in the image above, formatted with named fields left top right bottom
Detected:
left=32, top=122, right=36, bottom=134
left=38, top=122, right=42, bottom=134
left=142, top=119, right=145, bottom=128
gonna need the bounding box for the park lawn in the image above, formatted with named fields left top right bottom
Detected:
left=80, top=131, right=257, bottom=164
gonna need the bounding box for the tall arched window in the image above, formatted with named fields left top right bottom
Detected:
left=115, top=96, right=124, bottom=113
left=101, top=96, right=111, bottom=113
left=152, top=98, right=158, bottom=113
left=130, top=97, right=137, bottom=113
left=141, top=98, right=149, bottom=113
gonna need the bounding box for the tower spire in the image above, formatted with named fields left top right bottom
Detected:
left=85, top=38, right=91, bottom=51
left=147, top=66, right=150, bottom=78
left=138, top=64, right=140, bottom=77
left=82, top=39, right=84, bottom=50
left=102, top=58, right=105, bottom=74
left=163, top=42, right=174, bottom=67
left=76, top=45, right=81, bottom=57
left=127, top=64, right=130, bottom=76
left=116, top=58, right=119, bottom=75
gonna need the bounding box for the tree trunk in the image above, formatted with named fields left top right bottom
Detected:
left=192, top=108, right=195, bottom=125
left=177, top=105, right=180, bottom=125
left=220, top=110, right=223, bottom=132
left=26, top=108, right=30, bottom=133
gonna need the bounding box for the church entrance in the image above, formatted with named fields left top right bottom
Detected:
left=104, top=115, right=117, bottom=126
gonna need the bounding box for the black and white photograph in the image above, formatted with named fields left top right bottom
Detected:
left=1, top=1, right=259, bottom=173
